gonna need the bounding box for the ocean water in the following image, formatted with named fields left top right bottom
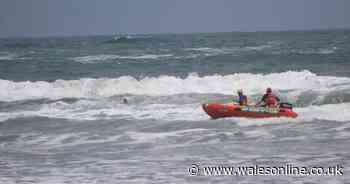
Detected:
left=0, top=30, right=350, bottom=183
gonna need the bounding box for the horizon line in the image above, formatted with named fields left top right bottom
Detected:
left=1, top=27, right=350, bottom=39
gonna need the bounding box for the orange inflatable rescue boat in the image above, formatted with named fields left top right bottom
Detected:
left=202, top=103, right=298, bottom=119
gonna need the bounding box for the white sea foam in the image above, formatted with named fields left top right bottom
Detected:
left=294, top=48, right=336, bottom=55
left=1, top=99, right=350, bottom=123
left=1, top=70, right=350, bottom=123
left=184, top=44, right=272, bottom=56
left=1, top=70, right=349, bottom=102
left=0, top=53, right=17, bottom=60
left=183, top=45, right=335, bottom=59
left=0, top=100, right=206, bottom=122
left=185, top=47, right=226, bottom=53
left=183, top=47, right=232, bottom=58
left=243, top=45, right=272, bottom=51
left=236, top=102, right=350, bottom=126
left=274, top=47, right=337, bottom=55
left=296, top=103, right=350, bottom=122
left=72, top=54, right=173, bottom=63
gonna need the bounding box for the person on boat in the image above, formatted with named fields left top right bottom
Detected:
left=256, top=87, right=280, bottom=107
left=237, top=89, right=248, bottom=106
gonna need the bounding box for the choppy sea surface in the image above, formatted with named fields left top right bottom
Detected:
left=0, top=30, right=350, bottom=183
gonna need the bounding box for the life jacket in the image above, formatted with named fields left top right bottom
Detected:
left=239, top=95, right=247, bottom=106
left=265, top=93, right=278, bottom=107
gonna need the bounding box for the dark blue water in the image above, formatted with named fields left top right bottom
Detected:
left=1, top=30, right=350, bottom=82
left=0, top=30, right=349, bottom=183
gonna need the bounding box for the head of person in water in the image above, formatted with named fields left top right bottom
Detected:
left=266, top=87, right=272, bottom=94
left=237, top=89, right=243, bottom=95
left=123, top=98, right=128, bottom=104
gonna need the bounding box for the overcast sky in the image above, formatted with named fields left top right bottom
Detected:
left=0, top=0, right=349, bottom=37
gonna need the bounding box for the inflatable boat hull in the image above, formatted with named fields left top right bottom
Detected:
left=202, top=103, right=298, bottom=119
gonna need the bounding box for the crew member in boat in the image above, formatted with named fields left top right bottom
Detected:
left=236, top=89, right=248, bottom=106
left=256, top=87, right=280, bottom=107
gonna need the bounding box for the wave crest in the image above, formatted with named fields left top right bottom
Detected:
left=0, top=70, right=349, bottom=102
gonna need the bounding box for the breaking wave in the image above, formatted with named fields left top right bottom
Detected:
left=1, top=98, right=350, bottom=123
left=1, top=70, right=350, bottom=123
left=1, top=70, right=350, bottom=102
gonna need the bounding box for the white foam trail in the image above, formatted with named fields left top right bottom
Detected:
left=124, top=54, right=173, bottom=59
left=185, top=47, right=227, bottom=53
left=1, top=98, right=350, bottom=123
left=183, top=45, right=273, bottom=57
left=172, top=53, right=202, bottom=59
left=296, top=103, right=350, bottom=122
left=294, top=48, right=336, bottom=55
left=73, top=55, right=119, bottom=63
left=274, top=47, right=337, bottom=55
left=72, top=54, right=173, bottom=63
left=1, top=70, right=349, bottom=102
left=236, top=102, right=350, bottom=126
left=317, top=48, right=337, bottom=54
left=0, top=53, right=17, bottom=60
left=243, top=45, right=272, bottom=51
left=185, top=45, right=272, bottom=53
left=184, top=47, right=232, bottom=57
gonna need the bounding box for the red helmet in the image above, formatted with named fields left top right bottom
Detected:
left=266, top=87, right=272, bottom=93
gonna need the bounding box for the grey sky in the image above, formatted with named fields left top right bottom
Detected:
left=0, top=0, right=349, bottom=37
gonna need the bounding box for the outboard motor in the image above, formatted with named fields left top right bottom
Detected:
left=279, top=103, right=293, bottom=109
